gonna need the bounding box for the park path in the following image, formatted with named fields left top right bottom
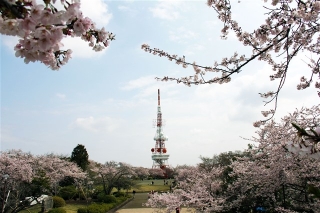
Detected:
left=115, top=193, right=153, bottom=213
left=115, top=193, right=192, bottom=213
left=121, top=193, right=150, bottom=209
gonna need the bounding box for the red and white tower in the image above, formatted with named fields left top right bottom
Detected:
left=151, top=89, right=169, bottom=170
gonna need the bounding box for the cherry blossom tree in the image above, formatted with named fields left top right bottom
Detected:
left=146, top=105, right=320, bottom=213
left=132, top=167, right=150, bottom=180
left=228, top=105, right=320, bottom=212
left=0, top=150, right=86, bottom=213
left=145, top=164, right=227, bottom=212
left=142, top=0, right=320, bottom=122
left=148, top=168, right=165, bottom=179
left=0, top=0, right=115, bottom=70
left=91, top=161, right=135, bottom=195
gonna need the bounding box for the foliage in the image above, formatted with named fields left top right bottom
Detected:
left=59, top=176, right=75, bottom=187
left=76, top=208, right=87, bottom=213
left=142, top=0, right=320, bottom=122
left=0, top=0, right=115, bottom=70
left=71, top=144, right=89, bottom=172
left=48, top=207, right=67, bottom=213
left=112, top=191, right=126, bottom=197
left=53, top=196, right=66, bottom=208
left=58, top=186, right=82, bottom=201
left=114, top=177, right=135, bottom=192
left=77, top=203, right=114, bottom=213
left=60, top=203, right=88, bottom=213
left=96, top=193, right=117, bottom=204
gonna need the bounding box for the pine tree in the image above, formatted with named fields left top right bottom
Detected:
left=70, top=144, right=89, bottom=171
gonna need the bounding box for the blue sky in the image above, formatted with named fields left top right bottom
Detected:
left=1, top=0, right=318, bottom=168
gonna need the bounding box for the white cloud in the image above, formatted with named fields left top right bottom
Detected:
left=121, top=75, right=157, bottom=90
left=73, top=116, right=121, bottom=133
left=55, top=93, right=66, bottom=100
left=1, top=35, right=19, bottom=53
left=169, top=27, right=197, bottom=43
left=149, top=1, right=181, bottom=20
left=184, top=44, right=205, bottom=55
left=80, top=0, right=112, bottom=28
left=118, top=5, right=130, bottom=11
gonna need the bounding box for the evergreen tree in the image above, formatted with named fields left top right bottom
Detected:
left=71, top=144, right=89, bottom=171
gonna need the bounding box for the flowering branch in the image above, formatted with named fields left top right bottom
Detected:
left=0, top=0, right=115, bottom=70
left=141, top=0, right=320, bottom=123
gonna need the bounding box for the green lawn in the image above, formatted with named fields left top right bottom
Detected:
left=132, top=179, right=172, bottom=193
left=64, top=203, right=88, bottom=213
left=134, top=179, right=173, bottom=186
left=112, top=179, right=172, bottom=194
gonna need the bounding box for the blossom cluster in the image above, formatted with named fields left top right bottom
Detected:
left=145, top=166, right=226, bottom=212
left=142, top=0, right=320, bottom=120
left=0, top=0, right=115, bottom=70
left=286, top=124, right=320, bottom=159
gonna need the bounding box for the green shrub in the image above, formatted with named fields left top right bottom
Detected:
left=116, top=196, right=127, bottom=204
left=59, top=186, right=77, bottom=200
left=48, top=208, right=66, bottom=213
left=97, top=193, right=117, bottom=203
left=113, top=191, right=126, bottom=197
left=52, top=196, right=66, bottom=208
left=82, top=203, right=114, bottom=213
left=77, top=208, right=87, bottom=213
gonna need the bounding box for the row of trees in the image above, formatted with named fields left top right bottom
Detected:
left=0, top=150, right=86, bottom=213
left=146, top=104, right=320, bottom=213
left=0, top=144, right=169, bottom=213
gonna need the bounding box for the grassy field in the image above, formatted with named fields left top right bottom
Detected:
left=130, top=179, right=172, bottom=193
left=64, top=203, right=88, bottom=213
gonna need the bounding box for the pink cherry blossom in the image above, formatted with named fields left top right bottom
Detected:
left=1, top=0, right=115, bottom=70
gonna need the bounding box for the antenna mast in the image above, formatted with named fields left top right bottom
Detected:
left=151, top=89, right=170, bottom=175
